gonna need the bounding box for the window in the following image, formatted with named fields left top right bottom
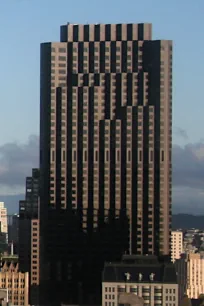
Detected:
left=139, top=150, right=142, bottom=162
left=59, top=63, right=66, bottom=68
left=95, top=151, right=98, bottom=162
left=59, top=48, right=66, bottom=53
left=59, top=56, right=66, bottom=61
left=116, top=150, right=120, bottom=162
left=106, top=151, right=109, bottom=162
left=59, top=70, right=66, bottom=74
left=161, top=150, right=164, bottom=161
left=128, top=150, right=131, bottom=162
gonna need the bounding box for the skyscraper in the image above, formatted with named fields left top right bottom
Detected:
left=19, top=168, right=39, bottom=272
left=19, top=169, right=40, bottom=305
left=40, top=23, right=172, bottom=305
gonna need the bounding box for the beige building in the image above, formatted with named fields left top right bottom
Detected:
left=0, top=265, right=29, bottom=306
left=171, top=231, right=183, bottom=262
left=40, top=22, right=173, bottom=304
left=176, top=253, right=204, bottom=301
left=102, top=255, right=178, bottom=306
left=0, top=202, right=8, bottom=242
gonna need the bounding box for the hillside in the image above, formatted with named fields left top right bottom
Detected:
left=172, top=214, right=204, bottom=230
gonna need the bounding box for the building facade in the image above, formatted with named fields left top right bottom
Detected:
left=18, top=168, right=40, bottom=305
left=0, top=267, right=29, bottom=306
left=0, top=202, right=8, bottom=243
left=19, top=168, right=39, bottom=273
left=8, top=214, right=19, bottom=254
left=171, top=231, right=183, bottom=262
left=102, top=255, right=178, bottom=306
left=40, top=23, right=172, bottom=305
left=30, top=219, right=40, bottom=304
left=176, top=253, right=204, bottom=301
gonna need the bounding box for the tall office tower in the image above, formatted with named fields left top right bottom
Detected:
left=0, top=202, right=8, bottom=243
left=19, top=169, right=39, bottom=304
left=40, top=23, right=172, bottom=305
left=19, top=168, right=39, bottom=272
left=171, top=230, right=183, bottom=262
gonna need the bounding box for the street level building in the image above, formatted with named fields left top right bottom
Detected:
left=102, top=255, right=178, bottom=306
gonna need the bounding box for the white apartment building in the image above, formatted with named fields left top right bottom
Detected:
left=0, top=202, right=8, bottom=242
left=176, top=253, right=204, bottom=301
left=102, top=255, right=179, bottom=306
left=171, top=231, right=183, bottom=262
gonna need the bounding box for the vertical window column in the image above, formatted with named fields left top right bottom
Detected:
left=115, top=121, right=121, bottom=211
left=104, top=121, right=110, bottom=211
left=82, top=88, right=89, bottom=209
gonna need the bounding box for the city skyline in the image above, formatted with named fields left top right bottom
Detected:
left=0, top=0, right=204, bottom=213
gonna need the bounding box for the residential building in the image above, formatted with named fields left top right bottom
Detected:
left=40, top=22, right=172, bottom=305
left=176, top=253, right=204, bottom=301
left=102, top=255, right=178, bottom=306
left=0, top=202, right=8, bottom=243
left=171, top=231, right=183, bottom=262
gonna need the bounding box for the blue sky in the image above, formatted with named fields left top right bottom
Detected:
left=0, top=0, right=203, bottom=146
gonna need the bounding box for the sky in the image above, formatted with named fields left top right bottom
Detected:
left=0, top=0, right=204, bottom=214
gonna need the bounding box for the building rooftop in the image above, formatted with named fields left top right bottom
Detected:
left=103, top=255, right=178, bottom=284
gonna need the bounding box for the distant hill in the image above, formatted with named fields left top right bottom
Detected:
left=172, top=214, right=204, bottom=230
left=1, top=196, right=204, bottom=230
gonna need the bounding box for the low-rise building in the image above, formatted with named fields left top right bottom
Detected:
left=102, top=255, right=178, bottom=306
left=0, top=259, right=29, bottom=305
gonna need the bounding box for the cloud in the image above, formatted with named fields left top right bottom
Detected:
left=173, top=126, right=189, bottom=140
left=0, top=135, right=39, bottom=195
left=172, top=141, right=204, bottom=214
left=172, top=142, right=204, bottom=189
